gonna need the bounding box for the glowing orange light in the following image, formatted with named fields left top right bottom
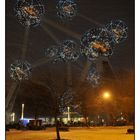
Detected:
left=103, top=92, right=111, bottom=99
left=91, top=41, right=108, bottom=53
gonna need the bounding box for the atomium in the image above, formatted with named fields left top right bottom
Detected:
left=86, top=67, right=101, bottom=88
left=81, top=28, right=113, bottom=61
left=10, top=60, right=31, bottom=81
left=15, top=0, right=45, bottom=27
left=58, top=40, right=80, bottom=62
left=56, top=0, right=77, bottom=20
left=106, top=20, right=128, bottom=44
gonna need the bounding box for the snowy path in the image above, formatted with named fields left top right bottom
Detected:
left=6, top=126, right=134, bottom=140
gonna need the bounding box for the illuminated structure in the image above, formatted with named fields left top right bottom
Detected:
left=81, top=28, right=113, bottom=61
left=56, top=0, right=77, bottom=20
left=10, top=60, right=31, bottom=81
left=59, top=40, right=79, bottom=62
left=15, top=0, right=45, bottom=27
left=87, top=66, right=101, bottom=88
left=45, top=40, right=79, bottom=63
left=106, top=20, right=128, bottom=44
left=45, top=45, right=60, bottom=63
left=45, top=45, right=58, bottom=58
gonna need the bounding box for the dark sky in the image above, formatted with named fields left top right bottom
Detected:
left=6, top=0, right=134, bottom=116
left=6, top=0, right=134, bottom=71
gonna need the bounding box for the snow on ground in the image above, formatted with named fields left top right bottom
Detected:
left=6, top=126, right=134, bottom=140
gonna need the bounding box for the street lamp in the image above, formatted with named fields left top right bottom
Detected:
left=21, top=103, right=24, bottom=120
left=103, top=91, right=111, bottom=100
left=67, top=106, right=70, bottom=121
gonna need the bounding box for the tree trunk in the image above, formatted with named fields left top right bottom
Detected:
left=84, top=114, right=89, bottom=127
left=83, top=106, right=89, bottom=127
left=55, top=116, right=61, bottom=140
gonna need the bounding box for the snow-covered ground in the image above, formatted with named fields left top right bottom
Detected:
left=6, top=126, right=134, bottom=140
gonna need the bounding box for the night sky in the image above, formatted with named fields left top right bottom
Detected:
left=6, top=0, right=134, bottom=116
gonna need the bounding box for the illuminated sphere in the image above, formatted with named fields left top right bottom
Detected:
left=45, top=46, right=58, bottom=58
left=10, top=60, right=31, bottom=81
left=59, top=40, right=79, bottom=62
left=45, top=45, right=60, bottom=63
left=81, top=28, right=113, bottom=61
left=15, top=0, right=45, bottom=27
left=87, top=67, right=101, bottom=88
left=106, top=20, right=128, bottom=44
left=56, top=0, right=77, bottom=20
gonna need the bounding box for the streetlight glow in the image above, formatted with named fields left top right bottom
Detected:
left=103, top=91, right=111, bottom=99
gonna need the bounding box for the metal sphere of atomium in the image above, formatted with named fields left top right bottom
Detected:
left=81, top=28, right=113, bottom=61
left=56, top=0, right=77, bottom=20
left=15, top=0, right=45, bottom=27
left=106, top=20, right=128, bottom=44
left=10, top=60, right=31, bottom=81
left=45, top=45, right=60, bottom=63
left=86, top=67, right=101, bottom=88
left=59, top=40, right=79, bottom=62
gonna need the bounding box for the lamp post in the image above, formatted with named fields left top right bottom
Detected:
left=11, top=112, right=15, bottom=122
left=67, top=106, right=70, bottom=122
left=21, top=103, right=24, bottom=120
left=102, top=91, right=112, bottom=125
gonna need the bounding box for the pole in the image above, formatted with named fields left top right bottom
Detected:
left=67, top=106, right=70, bottom=122
left=21, top=104, right=24, bottom=120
